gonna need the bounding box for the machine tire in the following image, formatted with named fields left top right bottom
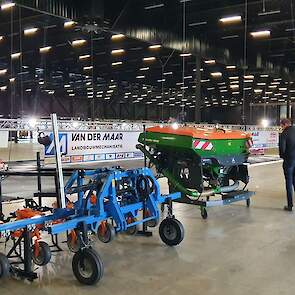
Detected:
left=72, top=248, right=104, bottom=285
left=126, top=218, right=138, bottom=235
left=97, top=222, right=116, bottom=243
left=0, top=253, right=10, bottom=279
left=126, top=224, right=138, bottom=235
left=67, top=230, right=82, bottom=253
left=159, top=218, right=184, bottom=246
left=246, top=198, right=250, bottom=207
left=32, top=241, right=52, bottom=266
left=147, top=218, right=159, bottom=228
left=201, top=207, right=208, bottom=220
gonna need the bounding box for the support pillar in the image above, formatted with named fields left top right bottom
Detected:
left=194, top=55, right=201, bottom=123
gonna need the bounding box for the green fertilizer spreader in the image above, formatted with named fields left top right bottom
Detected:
left=137, top=125, right=255, bottom=219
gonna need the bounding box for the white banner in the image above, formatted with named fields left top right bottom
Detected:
left=250, top=130, right=279, bottom=149
left=0, top=131, right=8, bottom=148
left=44, top=131, right=143, bottom=164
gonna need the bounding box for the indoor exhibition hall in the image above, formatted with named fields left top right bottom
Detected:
left=0, top=1, right=294, bottom=295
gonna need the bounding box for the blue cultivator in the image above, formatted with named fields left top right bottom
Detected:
left=0, top=167, right=184, bottom=285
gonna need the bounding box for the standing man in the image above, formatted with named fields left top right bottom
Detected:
left=279, top=118, right=295, bottom=211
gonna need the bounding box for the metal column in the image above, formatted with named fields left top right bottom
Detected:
left=51, top=113, right=66, bottom=208
left=194, top=55, right=201, bottom=123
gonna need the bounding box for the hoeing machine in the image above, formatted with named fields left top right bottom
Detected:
left=0, top=167, right=184, bottom=285
left=137, top=125, right=255, bottom=219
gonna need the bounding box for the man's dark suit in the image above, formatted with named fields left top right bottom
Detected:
left=279, top=126, right=295, bottom=208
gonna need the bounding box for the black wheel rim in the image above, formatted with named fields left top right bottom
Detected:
left=33, top=248, right=44, bottom=265
left=78, top=257, right=94, bottom=279
left=100, top=230, right=110, bottom=242
left=163, top=224, right=177, bottom=240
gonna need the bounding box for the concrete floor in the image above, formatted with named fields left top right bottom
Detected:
left=1, top=161, right=294, bottom=295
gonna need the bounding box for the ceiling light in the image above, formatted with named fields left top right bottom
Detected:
left=254, top=89, right=263, bottom=93
left=244, top=75, right=254, bottom=79
left=1, top=2, right=15, bottom=10
left=39, top=46, right=51, bottom=53
left=140, top=67, right=149, bottom=71
left=24, top=28, right=38, bottom=35
left=230, top=85, right=239, bottom=89
left=229, top=76, right=239, bottom=80
left=111, top=34, right=125, bottom=40
left=180, top=53, right=192, bottom=57
left=250, top=30, right=271, bottom=38
left=205, top=59, right=216, bottom=64
left=0, top=69, right=7, bottom=75
left=79, top=54, right=90, bottom=60
left=261, top=118, right=270, bottom=128
left=136, top=75, right=145, bottom=79
left=226, top=65, right=236, bottom=69
left=0, top=85, right=7, bottom=91
left=112, top=61, right=123, bottom=66
left=143, top=57, right=156, bottom=62
left=83, top=66, right=93, bottom=71
left=64, top=20, right=75, bottom=28
left=211, top=72, right=222, bottom=78
left=279, top=87, right=287, bottom=91
left=0, top=36, right=3, bottom=41
left=219, top=15, right=242, bottom=24
left=149, top=44, right=162, bottom=49
left=72, top=39, right=87, bottom=46
left=111, top=49, right=125, bottom=55
left=9, top=77, right=15, bottom=83
left=11, top=52, right=21, bottom=59
left=260, top=74, right=269, bottom=78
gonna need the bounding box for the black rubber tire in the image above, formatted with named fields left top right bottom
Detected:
left=97, top=222, right=116, bottom=243
left=201, top=207, right=208, bottom=220
left=32, top=241, right=52, bottom=266
left=0, top=253, right=10, bottom=279
left=126, top=218, right=138, bottom=235
left=72, top=248, right=104, bottom=285
left=246, top=198, right=250, bottom=207
left=126, top=224, right=138, bottom=235
left=67, top=231, right=82, bottom=253
left=147, top=218, right=159, bottom=228
left=159, top=218, right=184, bottom=246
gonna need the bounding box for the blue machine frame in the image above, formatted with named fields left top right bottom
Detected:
left=0, top=167, right=183, bottom=285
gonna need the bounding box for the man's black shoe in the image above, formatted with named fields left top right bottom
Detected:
left=284, top=206, right=293, bottom=211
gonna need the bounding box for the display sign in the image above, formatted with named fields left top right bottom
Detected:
left=44, top=131, right=143, bottom=164
left=0, top=131, right=8, bottom=148
left=250, top=130, right=279, bottom=149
